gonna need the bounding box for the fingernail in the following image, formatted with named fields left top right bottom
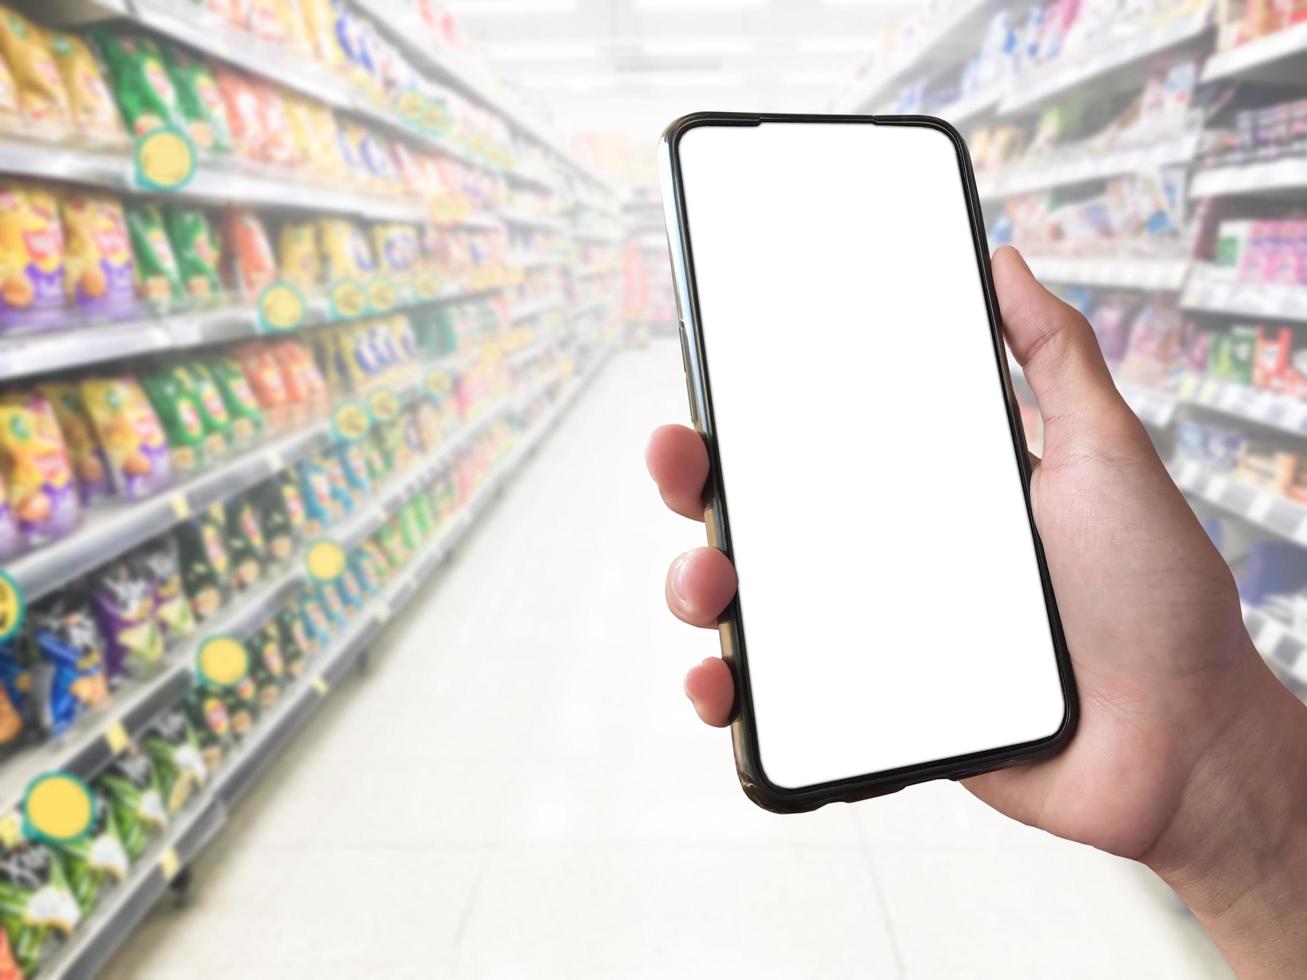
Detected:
left=670, top=554, right=693, bottom=611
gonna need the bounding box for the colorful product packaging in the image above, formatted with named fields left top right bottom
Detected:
left=210, top=356, right=265, bottom=445
left=225, top=494, right=266, bottom=591
left=141, top=365, right=211, bottom=476
left=166, top=207, right=223, bottom=303
left=213, top=65, right=266, bottom=160
left=60, top=191, right=137, bottom=318
left=142, top=707, right=206, bottom=815
left=0, top=832, right=79, bottom=975
left=135, top=533, right=196, bottom=644
left=91, top=31, right=184, bottom=137
left=80, top=375, right=173, bottom=498
left=176, top=507, right=232, bottom=621
left=160, top=45, right=233, bottom=154
left=277, top=220, right=320, bottom=291
left=0, top=181, right=66, bottom=330
left=0, top=11, right=72, bottom=135
left=126, top=203, right=184, bottom=308
left=224, top=207, right=278, bottom=297
left=48, top=31, right=125, bottom=146
left=0, top=390, right=80, bottom=548
left=29, top=587, right=110, bottom=735
left=50, top=785, right=128, bottom=916
left=97, top=745, right=169, bottom=859
left=90, top=556, right=166, bottom=677
left=37, top=381, right=110, bottom=505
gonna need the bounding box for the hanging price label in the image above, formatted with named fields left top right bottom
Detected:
left=258, top=281, right=306, bottom=333
left=425, top=368, right=452, bottom=401
left=197, top=636, right=250, bottom=688
left=305, top=539, right=347, bottom=582
left=366, top=277, right=398, bottom=313
left=22, top=772, right=96, bottom=844
left=414, top=270, right=441, bottom=300
left=329, top=278, right=368, bottom=320
left=0, top=571, right=24, bottom=643
left=331, top=401, right=371, bottom=443
left=134, top=125, right=196, bottom=192
left=366, top=386, right=401, bottom=424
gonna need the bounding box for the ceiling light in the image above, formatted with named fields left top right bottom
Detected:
left=445, top=0, right=576, bottom=14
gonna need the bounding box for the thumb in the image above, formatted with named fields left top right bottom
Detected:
left=992, top=246, right=1126, bottom=431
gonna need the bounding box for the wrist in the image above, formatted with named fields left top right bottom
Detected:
left=1144, top=655, right=1307, bottom=977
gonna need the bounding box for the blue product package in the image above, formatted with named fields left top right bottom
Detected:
left=1239, top=540, right=1307, bottom=606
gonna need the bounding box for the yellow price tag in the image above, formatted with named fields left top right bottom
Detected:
left=366, top=277, right=398, bottom=313
left=331, top=401, right=370, bottom=444
left=134, top=126, right=196, bottom=191
left=414, top=271, right=441, bottom=300
left=366, top=386, right=401, bottom=424
left=258, top=281, right=306, bottom=333
left=429, top=196, right=457, bottom=224
left=23, top=772, right=95, bottom=843
left=197, top=636, right=250, bottom=688
left=311, top=676, right=329, bottom=696
left=329, top=278, right=367, bottom=320
left=0, top=570, right=25, bottom=643
left=159, top=847, right=180, bottom=882
left=305, top=539, right=347, bottom=582
left=169, top=493, right=190, bottom=520
left=0, top=811, right=21, bottom=849
left=104, top=721, right=129, bottom=755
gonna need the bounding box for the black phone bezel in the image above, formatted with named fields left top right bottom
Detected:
left=660, top=111, right=1079, bottom=813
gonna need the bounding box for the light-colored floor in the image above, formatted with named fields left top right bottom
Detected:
left=106, top=340, right=1231, bottom=979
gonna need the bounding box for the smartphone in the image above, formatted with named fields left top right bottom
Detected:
left=659, top=113, right=1077, bottom=813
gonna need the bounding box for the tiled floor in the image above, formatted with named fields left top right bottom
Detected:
left=105, top=341, right=1231, bottom=979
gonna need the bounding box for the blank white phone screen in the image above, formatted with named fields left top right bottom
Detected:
left=673, top=121, right=1068, bottom=789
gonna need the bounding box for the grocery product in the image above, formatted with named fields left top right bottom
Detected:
left=252, top=80, right=296, bottom=166
left=0, top=389, right=80, bottom=548
left=224, top=207, right=278, bottom=296
left=160, top=45, right=233, bottom=154
left=210, top=356, right=265, bottom=445
left=91, top=555, right=166, bottom=677
left=250, top=618, right=284, bottom=706
left=0, top=181, right=66, bottom=329
left=0, top=36, right=21, bottom=134
left=225, top=493, right=266, bottom=590
left=296, top=456, right=336, bottom=534
left=272, top=339, right=328, bottom=421
left=81, top=375, right=172, bottom=498
left=0, top=470, right=15, bottom=561
left=176, top=506, right=231, bottom=621
left=41, top=382, right=110, bottom=509
left=0, top=831, right=79, bottom=975
left=277, top=468, right=307, bottom=537
left=187, top=361, right=236, bottom=455
left=250, top=479, right=296, bottom=561
left=97, top=744, right=168, bottom=859
left=213, top=65, right=265, bottom=160
left=181, top=685, right=232, bottom=774
left=232, top=342, right=290, bottom=429
left=29, top=588, right=109, bottom=734
left=48, top=31, right=125, bottom=146
left=166, top=207, right=223, bottom=302
left=136, top=533, right=196, bottom=643
left=0, top=10, right=71, bottom=135
left=141, top=365, right=211, bottom=476
left=319, top=217, right=374, bottom=281
left=126, top=202, right=184, bottom=307
left=143, top=707, right=206, bottom=814
left=91, top=31, right=184, bottom=137
left=277, top=220, right=320, bottom=291
left=59, top=191, right=136, bottom=317
left=50, top=784, right=128, bottom=916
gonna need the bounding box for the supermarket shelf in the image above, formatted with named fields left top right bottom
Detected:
left=975, top=130, right=1201, bottom=201
left=1175, top=374, right=1307, bottom=436
left=508, top=253, right=565, bottom=270
left=37, top=343, right=615, bottom=980
left=1244, top=603, right=1307, bottom=686
left=1181, top=266, right=1307, bottom=322
left=500, top=210, right=567, bottom=232
left=1118, top=382, right=1179, bottom=427
left=937, top=83, right=1005, bottom=126
left=1172, top=457, right=1307, bottom=547
left=1190, top=158, right=1307, bottom=200
left=998, top=8, right=1212, bottom=115
left=503, top=168, right=562, bottom=195
left=573, top=299, right=611, bottom=320
left=510, top=295, right=563, bottom=322
left=843, top=0, right=996, bottom=112
left=505, top=333, right=561, bottom=370
left=1202, top=21, right=1307, bottom=84
left=574, top=228, right=623, bottom=245
left=1024, top=255, right=1190, bottom=291
left=574, top=264, right=615, bottom=280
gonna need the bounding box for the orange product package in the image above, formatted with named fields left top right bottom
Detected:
left=214, top=65, right=265, bottom=160
left=49, top=32, right=125, bottom=146
left=223, top=207, right=278, bottom=297
left=232, top=342, right=291, bottom=430
left=0, top=11, right=72, bottom=134
left=0, top=42, right=22, bottom=134
left=272, top=340, right=328, bottom=417
left=251, top=81, right=296, bottom=167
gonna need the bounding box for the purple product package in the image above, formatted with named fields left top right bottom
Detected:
left=90, top=558, right=166, bottom=679
left=0, top=182, right=67, bottom=331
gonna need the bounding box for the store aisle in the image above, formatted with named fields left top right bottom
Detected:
left=106, top=342, right=1230, bottom=979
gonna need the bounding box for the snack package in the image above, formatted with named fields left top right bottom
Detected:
left=320, top=450, right=353, bottom=516
left=186, top=362, right=234, bottom=456
left=176, top=507, right=231, bottom=621
left=318, top=218, right=374, bottom=281
left=278, top=603, right=312, bottom=670
left=300, top=0, right=346, bottom=70
left=97, top=745, right=168, bottom=859
left=0, top=470, right=15, bottom=561
left=50, top=785, right=128, bottom=916
left=29, top=588, right=110, bottom=735
left=337, top=442, right=369, bottom=503
left=0, top=181, right=66, bottom=330
left=60, top=191, right=136, bottom=318
left=276, top=0, right=316, bottom=59
left=250, top=479, right=296, bottom=562
left=165, top=207, right=223, bottom=303
left=213, top=66, right=265, bottom=160
left=90, top=31, right=183, bottom=137
left=225, top=494, right=266, bottom=591
left=285, top=96, right=345, bottom=181
left=277, top=468, right=307, bottom=538
left=299, top=589, right=331, bottom=649
left=0, top=390, right=80, bottom=548
left=272, top=340, right=327, bottom=422
left=232, top=343, right=290, bottom=429
left=296, top=457, right=336, bottom=535
left=210, top=356, right=265, bottom=445
left=160, top=46, right=232, bottom=154
left=126, top=203, right=184, bottom=308
left=48, top=31, right=124, bottom=146
left=250, top=619, right=285, bottom=706
left=249, top=0, right=286, bottom=46
left=80, top=375, right=172, bottom=498
left=135, top=534, right=196, bottom=643
left=0, top=12, right=71, bottom=134
left=252, top=81, right=295, bottom=167
left=224, top=208, right=277, bottom=297
left=0, top=37, right=22, bottom=135
left=373, top=223, right=418, bottom=283
left=277, top=221, right=320, bottom=291
left=39, top=381, right=108, bottom=506
left=90, top=557, right=166, bottom=677
left=0, top=832, right=79, bottom=975
left=181, top=685, right=233, bottom=774
left=141, top=366, right=210, bottom=477
left=142, top=707, right=206, bottom=815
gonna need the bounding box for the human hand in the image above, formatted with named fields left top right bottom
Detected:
left=647, top=246, right=1307, bottom=978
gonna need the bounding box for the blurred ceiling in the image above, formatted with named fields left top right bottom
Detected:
left=446, top=0, right=913, bottom=142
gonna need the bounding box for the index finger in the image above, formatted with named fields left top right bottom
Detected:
left=646, top=424, right=709, bottom=521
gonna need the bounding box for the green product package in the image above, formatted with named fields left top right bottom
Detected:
left=159, top=46, right=232, bottom=154
left=50, top=786, right=129, bottom=916
left=142, top=707, right=207, bottom=816
left=176, top=508, right=231, bottom=623
left=141, top=366, right=209, bottom=476
left=398, top=500, right=420, bottom=552
left=126, top=203, right=184, bottom=308
left=276, top=606, right=311, bottom=678
left=0, top=832, right=81, bottom=975
left=362, top=434, right=389, bottom=484
left=97, top=745, right=168, bottom=860
left=166, top=207, right=223, bottom=303
left=250, top=480, right=296, bottom=563
left=1228, top=325, right=1256, bottom=386
left=211, top=357, right=265, bottom=446
left=225, top=495, right=266, bottom=592
left=250, top=620, right=285, bottom=708
left=411, top=492, right=432, bottom=539
left=181, top=685, right=233, bottom=774
left=184, top=362, right=234, bottom=451
left=91, top=31, right=185, bottom=138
